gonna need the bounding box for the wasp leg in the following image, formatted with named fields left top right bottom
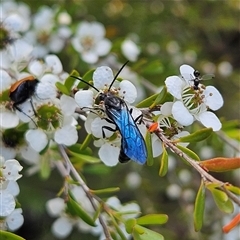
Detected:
left=13, top=103, right=37, bottom=127
left=102, top=125, right=117, bottom=138
left=129, top=108, right=143, bottom=124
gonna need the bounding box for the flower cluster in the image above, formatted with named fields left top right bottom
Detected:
left=46, top=185, right=140, bottom=239
left=0, top=156, right=23, bottom=231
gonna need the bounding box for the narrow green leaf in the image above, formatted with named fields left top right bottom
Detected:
left=133, top=225, right=164, bottom=240
left=82, top=69, right=95, bottom=81
left=55, top=82, right=70, bottom=95
left=145, top=131, right=154, bottom=166
left=178, top=128, right=213, bottom=143
left=67, top=195, right=96, bottom=226
left=65, top=69, right=80, bottom=91
left=68, top=151, right=100, bottom=163
left=40, top=155, right=51, bottom=179
left=177, top=145, right=200, bottom=162
left=91, top=187, right=120, bottom=195
left=150, top=86, right=168, bottom=108
left=136, top=214, right=168, bottom=225
left=0, top=231, right=25, bottom=240
left=125, top=218, right=137, bottom=234
left=194, top=180, right=205, bottom=231
left=225, top=185, right=240, bottom=195
left=209, top=188, right=234, bottom=213
left=136, top=93, right=160, bottom=108
left=159, top=146, right=168, bottom=177
left=80, top=134, right=93, bottom=151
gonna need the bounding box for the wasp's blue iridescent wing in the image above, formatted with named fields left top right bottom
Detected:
left=107, top=102, right=147, bottom=165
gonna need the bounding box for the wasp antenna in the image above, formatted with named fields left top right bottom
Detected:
left=71, top=75, right=100, bottom=92
left=108, top=61, right=129, bottom=90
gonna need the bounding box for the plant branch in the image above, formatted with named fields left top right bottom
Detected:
left=145, top=122, right=240, bottom=206
left=57, top=144, right=112, bottom=240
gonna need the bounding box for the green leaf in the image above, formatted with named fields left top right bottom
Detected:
left=0, top=231, right=25, bottom=240
left=209, top=188, right=234, bottom=213
left=177, top=128, right=213, bottom=142
left=82, top=69, right=95, bottom=81
left=40, top=155, right=51, bottom=179
left=132, top=225, right=164, bottom=240
left=159, top=146, right=168, bottom=177
left=145, top=131, right=154, bottom=166
left=194, top=180, right=205, bottom=231
left=150, top=86, right=168, bottom=108
left=177, top=145, right=200, bottom=162
left=68, top=151, right=100, bottom=164
left=225, top=185, right=240, bottom=195
left=141, top=60, right=163, bottom=76
left=55, top=82, right=70, bottom=95
left=125, top=218, right=137, bottom=234
left=136, top=93, right=160, bottom=108
left=136, top=214, right=168, bottom=225
left=91, top=187, right=120, bottom=195
left=67, top=195, right=96, bottom=226
left=80, top=134, right=93, bottom=151
left=65, top=69, right=80, bottom=91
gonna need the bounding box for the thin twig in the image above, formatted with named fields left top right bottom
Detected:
left=57, top=144, right=112, bottom=240
left=145, top=122, right=240, bottom=206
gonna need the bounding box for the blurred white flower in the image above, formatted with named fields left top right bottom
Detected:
left=72, top=21, right=111, bottom=64
left=121, top=39, right=140, bottom=62
left=165, top=64, right=223, bottom=131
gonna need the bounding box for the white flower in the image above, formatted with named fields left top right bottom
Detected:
left=72, top=21, right=112, bottom=64
left=0, top=190, right=16, bottom=217
left=165, top=64, right=223, bottom=131
left=5, top=208, right=24, bottom=231
left=24, top=7, right=71, bottom=58
left=75, top=66, right=142, bottom=166
left=121, top=39, right=140, bottom=62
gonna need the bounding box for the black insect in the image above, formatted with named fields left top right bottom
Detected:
left=191, top=70, right=214, bottom=90
left=72, top=62, right=147, bottom=164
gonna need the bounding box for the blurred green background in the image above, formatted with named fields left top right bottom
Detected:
left=14, top=0, right=239, bottom=239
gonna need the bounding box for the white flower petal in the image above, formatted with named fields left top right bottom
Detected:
left=119, top=80, right=137, bottom=104
left=60, top=95, right=77, bottom=115
left=165, top=76, right=184, bottom=99
left=152, top=134, right=163, bottom=157
left=0, top=70, right=12, bottom=92
left=36, top=82, right=57, bottom=100
left=172, top=101, right=194, bottom=126
left=45, top=55, right=63, bottom=74
left=52, top=217, right=73, bottom=239
left=203, top=86, right=224, bottom=110
left=91, top=117, right=115, bottom=138
left=121, top=39, right=140, bottom=62
left=180, top=64, right=195, bottom=81
left=81, top=51, right=98, bottom=64
left=6, top=181, right=20, bottom=197
left=0, top=191, right=15, bottom=217
left=28, top=60, right=45, bottom=77
left=198, top=111, right=222, bottom=131
left=25, top=129, right=48, bottom=152
left=75, top=90, right=94, bottom=108
left=6, top=208, right=24, bottom=231
left=98, top=143, right=119, bottom=166
left=0, top=111, right=19, bottom=129
left=46, top=198, right=65, bottom=217
left=93, top=66, right=114, bottom=89
left=95, top=39, right=111, bottom=56
left=161, top=102, right=173, bottom=116
left=54, top=125, right=78, bottom=146
left=3, top=160, right=23, bottom=181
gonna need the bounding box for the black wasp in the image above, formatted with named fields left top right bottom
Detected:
left=72, top=62, right=147, bottom=165
left=191, top=70, right=215, bottom=90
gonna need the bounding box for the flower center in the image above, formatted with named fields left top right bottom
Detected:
left=36, top=104, right=62, bottom=130
left=181, top=86, right=204, bottom=114
left=80, top=36, right=95, bottom=51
